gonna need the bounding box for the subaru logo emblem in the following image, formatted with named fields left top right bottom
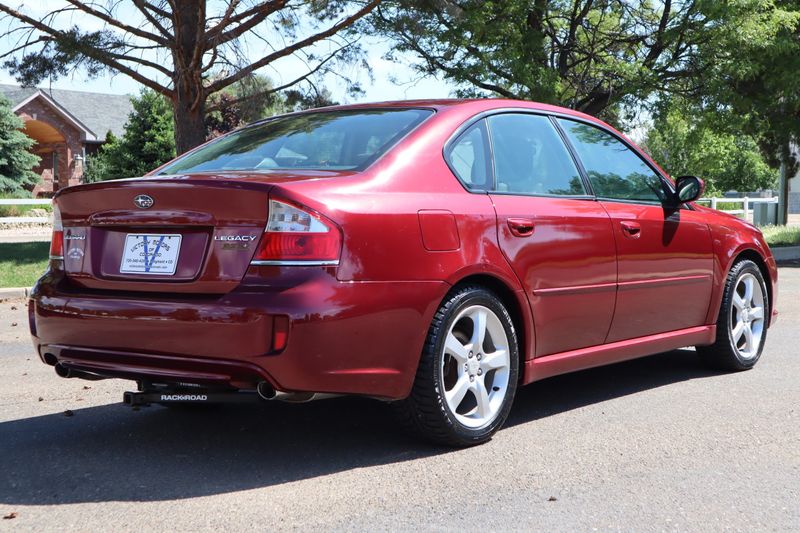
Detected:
left=134, top=194, right=154, bottom=209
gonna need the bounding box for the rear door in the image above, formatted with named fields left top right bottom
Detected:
left=556, top=118, right=714, bottom=342
left=463, top=113, right=617, bottom=357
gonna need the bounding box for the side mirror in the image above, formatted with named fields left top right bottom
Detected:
left=674, top=175, right=704, bottom=204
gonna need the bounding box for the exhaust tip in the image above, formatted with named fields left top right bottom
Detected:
left=43, top=353, right=57, bottom=366
left=256, top=381, right=276, bottom=400
left=54, top=363, right=70, bottom=378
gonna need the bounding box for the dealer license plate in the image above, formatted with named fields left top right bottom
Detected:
left=119, top=234, right=182, bottom=275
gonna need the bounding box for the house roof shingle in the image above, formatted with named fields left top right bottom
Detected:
left=0, top=83, right=133, bottom=140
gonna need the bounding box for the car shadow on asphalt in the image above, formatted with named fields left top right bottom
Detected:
left=0, top=348, right=723, bottom=505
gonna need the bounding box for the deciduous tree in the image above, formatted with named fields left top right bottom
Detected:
left=373, top=0, right=719, bottom=122
left=643, top=99, right=777, bottom=193
left=698, top=0, right=800, bottom=221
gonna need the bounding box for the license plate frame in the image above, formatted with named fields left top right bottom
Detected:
left=119, top=233, right=182, bottom=275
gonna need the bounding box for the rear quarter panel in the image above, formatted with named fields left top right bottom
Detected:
left=268, top=106, right=535, bottom=359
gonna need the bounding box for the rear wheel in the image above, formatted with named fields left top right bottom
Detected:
left=697, top=259, right=769, bottom=370
left=395, top=286, right=519, bottom=447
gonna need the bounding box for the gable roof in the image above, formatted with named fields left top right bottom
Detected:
left=0, top=84, right=133, bottom=142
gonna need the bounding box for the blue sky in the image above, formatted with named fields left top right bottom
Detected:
left=0, top=1, right=456, bottom=103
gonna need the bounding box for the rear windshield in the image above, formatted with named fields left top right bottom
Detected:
left=158, top=108, right=433, bottom=174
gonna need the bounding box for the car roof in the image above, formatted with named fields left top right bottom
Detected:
left=302, top=98, right=600, bottom=123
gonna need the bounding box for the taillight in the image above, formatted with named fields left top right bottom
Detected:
left=49, top=204, right=64, bottom=260
left=251, top=199, right=341, bottom=265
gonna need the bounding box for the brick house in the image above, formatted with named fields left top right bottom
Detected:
left=0, top=84, right=132, bottom=196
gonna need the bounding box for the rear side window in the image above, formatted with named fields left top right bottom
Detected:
left=488, top=114, right=585, bottom=196
left=557, top=119, right=668, bottom=203
left=159, top=109, right=433, bottom=174
left=446, top=121, right=492, bottom=190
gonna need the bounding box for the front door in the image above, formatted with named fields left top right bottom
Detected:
left=557, top=118, right=714, bottom=342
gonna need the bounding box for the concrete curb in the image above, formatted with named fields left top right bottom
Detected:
left=772, top=245, right=800, bottom=262
left=0, top=287, right=30, bottom=301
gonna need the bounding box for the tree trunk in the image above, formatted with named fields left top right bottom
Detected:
left=172, top=92, right=207, bottom=155
left=171, top=0, right=207, bottom=155
left=779, top=147, right=790, bottom=225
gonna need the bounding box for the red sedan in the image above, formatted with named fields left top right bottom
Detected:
left=30, top=99, right=778, bottom=446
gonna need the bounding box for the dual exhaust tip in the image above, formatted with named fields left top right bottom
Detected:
left=52, top=362, right=323, bottom=404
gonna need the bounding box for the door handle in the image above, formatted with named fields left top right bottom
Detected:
left=620, top=220, right=641, bottom=238
left=507, top=217, right=535, bottom=237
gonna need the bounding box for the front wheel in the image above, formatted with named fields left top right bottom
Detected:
left=697, top=259, right=769, bottom=370
left=394, top=286, right=519, bottom=447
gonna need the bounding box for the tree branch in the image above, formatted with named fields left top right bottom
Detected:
left=132, top=0, right=173, bottom=39
left=62, top=0, right=170, bottom=46
left=141, top=0, right=170, bottom=20
left=205, top=45, right=342, bottom=113
left=204, top=0, right=288, bottom=52
left=206, top=1, right=280, bottom=40
left=103, top=49, right=172, bottom=77
left=0, top=35, right=48, bottom=61
left=205, top=0, right=379, bottom=94
left=0, top=3, right=172, bottom=96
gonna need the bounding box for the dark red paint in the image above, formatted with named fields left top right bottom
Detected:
left=29, top=99, right=778, bottom=399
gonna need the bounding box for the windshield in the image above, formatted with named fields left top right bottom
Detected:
left=158, top=108, right=434, bottom=174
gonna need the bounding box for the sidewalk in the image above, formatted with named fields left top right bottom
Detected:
left=0, top=223, right=50, bottom=243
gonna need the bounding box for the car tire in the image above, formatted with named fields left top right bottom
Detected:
left=697, top=259, right=769, bottom=371
left=394, top=285, right=519, bottom=447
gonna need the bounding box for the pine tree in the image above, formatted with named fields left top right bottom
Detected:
left=84, top=90, right=175, bottom=181
left=0, top=94, right=40, bottom=194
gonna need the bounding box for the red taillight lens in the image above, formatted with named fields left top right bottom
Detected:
left=252, top=200, right=341, bottom=264
left=49, top=205, right=64, bottom=260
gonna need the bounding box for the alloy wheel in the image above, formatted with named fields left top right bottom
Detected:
left=729, top=272, right=766, bottom=360
left=440, top=305, right=511, bottom=429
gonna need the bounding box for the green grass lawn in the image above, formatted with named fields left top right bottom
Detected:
left=0, top=193, right=52, bottom=218
left=761, top=225, right=800, bottom=248
left=0, top=242, right=50, bottom=288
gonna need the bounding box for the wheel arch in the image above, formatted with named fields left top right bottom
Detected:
left=449, top=273, right=535, bottom=378
left=732, top=248, right=773, bottom=322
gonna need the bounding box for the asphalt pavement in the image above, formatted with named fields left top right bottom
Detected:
left=0, top=268, right=798, bottom=531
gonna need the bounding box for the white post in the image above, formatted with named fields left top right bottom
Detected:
left=711, top=197, right=718, bottom=210
left=743, top=196, right=750, bottom=221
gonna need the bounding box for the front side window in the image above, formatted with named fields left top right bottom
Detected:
left=487, top=114, right=586, bottom=196
left=446, top=121, right=492, bottom=190
left=557, top=119, right=668, bottom=203
left=159, top=109, right=433, bottom=174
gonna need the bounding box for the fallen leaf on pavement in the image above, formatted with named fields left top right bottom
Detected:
left=548, top=496, right=557, bottom=502
left=63, top=410, right=74, bottom=417
left=3, top=512, right=17, bottom=519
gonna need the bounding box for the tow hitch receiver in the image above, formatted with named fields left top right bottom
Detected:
left=123, top=390, right=260, bottom=407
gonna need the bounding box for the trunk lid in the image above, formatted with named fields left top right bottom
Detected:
left=55, top=174, right=279, bottom=294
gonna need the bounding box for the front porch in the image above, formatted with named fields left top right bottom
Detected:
left=21, top=116, right=84, bottom=197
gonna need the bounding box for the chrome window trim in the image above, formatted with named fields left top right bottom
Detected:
left=443, top=106, right=680, bottom=203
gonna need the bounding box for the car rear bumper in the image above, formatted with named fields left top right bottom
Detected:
left=29, top=269, right=448, bottom=399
